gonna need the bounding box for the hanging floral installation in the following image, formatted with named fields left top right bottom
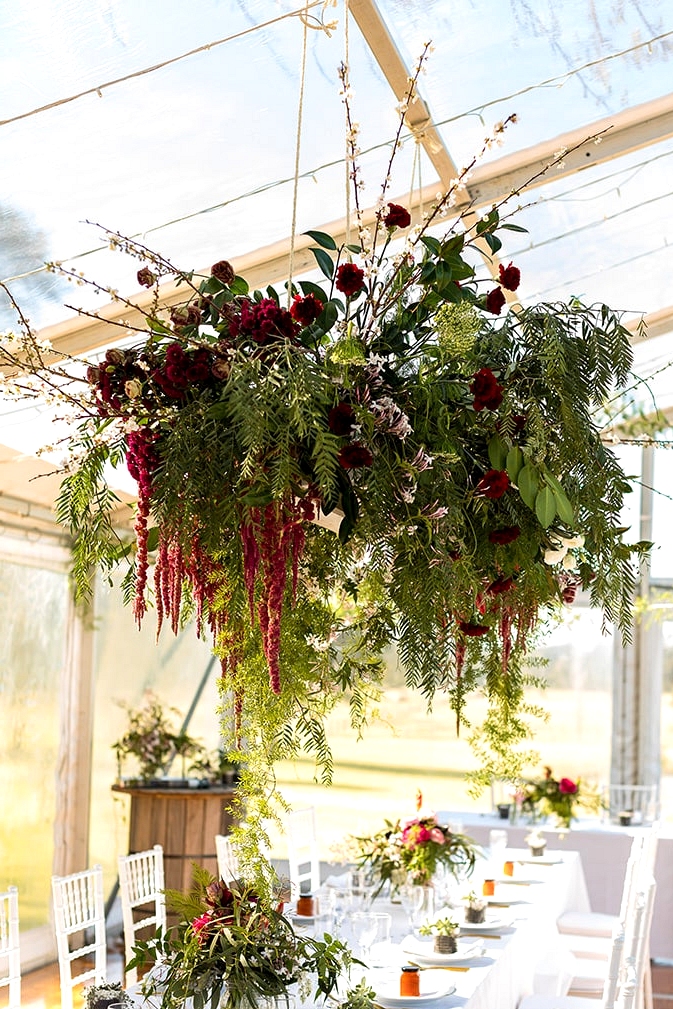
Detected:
left=0, top=50, right=648, bottom=862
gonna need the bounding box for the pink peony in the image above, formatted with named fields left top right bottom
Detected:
left=429, top=827, right=445, bottom=844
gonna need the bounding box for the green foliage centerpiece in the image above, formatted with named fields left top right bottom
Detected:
left=129, top=868, right=355, bottom=1009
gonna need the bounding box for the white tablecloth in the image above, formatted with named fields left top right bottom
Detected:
left=437, top=809, right=672, bottom=958
left=341, top=849, right=589, bottom=1009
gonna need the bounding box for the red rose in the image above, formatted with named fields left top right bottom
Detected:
left=477, top=469, right=510, bottom=499
left=499, top=262, right=520, bottom=291
left=488, top=525, right=520, bottom=545
left=470, top=368, right=503, bottom=411
left=337, top=442, right=373, bottom=468
left=328, top=402, right=356, bottom=436
left=137, top=267, right=157, bottom=288
left=290, top=293, right=324, bottom=326
left=559, top=777, right=578, bottom=795
left=383, top=203, right=411, bottom=229
left=485, top=287, right=506, bottom=314
left=211, top=260, right=235, bottom=285
left=457, top=620, right=490, bottom=637
left=335, top=263, right=365, bottom=297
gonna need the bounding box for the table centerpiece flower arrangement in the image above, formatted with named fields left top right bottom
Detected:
left=522, top=766, right=602, bottom=828
left=128, top=867, right=361, bottom=1009
left=0, top=49, right=648, bottom=873
left=352, top=796, right=479, bottom=894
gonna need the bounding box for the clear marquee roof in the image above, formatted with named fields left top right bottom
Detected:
left=1, top=0, right=673, bottom=534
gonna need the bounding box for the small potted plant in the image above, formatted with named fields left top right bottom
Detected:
left=525, top=828, right=547, bottom=857
left=84, top=982, right=133, bottom=1009
left=418, top=915, right=460, bottom=954
left=113, top=693, right=203, bottom=785
left=463, top=891, right=487, bottom=924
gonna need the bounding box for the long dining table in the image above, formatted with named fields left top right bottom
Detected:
left=329, top=848, right=590, bottom=1009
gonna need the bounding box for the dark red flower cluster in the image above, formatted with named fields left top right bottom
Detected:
left=290, top=293, right=323, bottom=327
left=170, top=305, right=202, bottom=330
left=384, top=203, right=411, bottom=229
left=338, top=442, right=373, bottom=469
left=457, top=620, right=490, bottom=637
left=126, top=429, right=161, bottom=626
left=153, top=342, right=213, bottom=399
left=487, top=575, right=514, bottom=595
left=230, top=298, right=298, bottom=344
left=488, top=525, right=520, bottom=545
left=499, top=261, right=521, bottom=291
left=485, top=287, right=506, bottom=315
left=211, top=260, right=236, bottom=285
left=328, top=402, right=356, bottom=436
left=89, top=347, right=146, bottom=414
left=470, top=368, right=503, bottom=411
left=477, top=469, right=510, bottom=499
left=335, top=262, right=365, bottom=297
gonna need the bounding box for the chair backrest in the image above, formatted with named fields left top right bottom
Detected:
left=618, top=835, right=646, bottom=922
left=605, top=784, right=660, bottom=825
left=118, top=844, right=166, bottom=986
left=52, top=865, right=106, bottom=1009
left=601, top=926, right=626, bottom=1009
left=287, top=806, right=320, bottom=899
left=616, top=963, right=639, bottom=1009
left=0, top=886, right=21, bottom=1009
left=617, top=877, right=656, bottom=1009
left=215, top=834, right=240, bottom=884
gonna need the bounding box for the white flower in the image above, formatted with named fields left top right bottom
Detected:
left=124, top=378, right=143, bottom=399
left=562, top=551, right=578, bottom=571
left=544, top=546, right=567, bottom=565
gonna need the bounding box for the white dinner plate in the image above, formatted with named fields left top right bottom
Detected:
left=517, top=857, right=563, bottom=866
left=460, top=915, right=509, bottom=932
left=401, top=935, right=484, bottom=965
left=373, top=972, right=456, bottom=1007
left=486, top=895, right=526, bottom=906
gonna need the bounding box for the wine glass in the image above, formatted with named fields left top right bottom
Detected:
left=400, top=883, right=425, bottom=934
left=329, top=885, right=354, bottom=934
left=351, top=911, right=379, bottom=962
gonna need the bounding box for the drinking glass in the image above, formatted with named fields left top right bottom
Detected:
left=329, top=885, right=354, bottom=934
left=350, top=868, right=375, bottom=909
left=489, top=828, right=508, bottom=876
left=351, top=911, right=378, bottom=961
left=400, top=883, right=434, bottom=936
left=367, top=912, right=393, bottom=966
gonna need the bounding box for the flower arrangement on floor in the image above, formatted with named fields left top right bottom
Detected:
left=0, top=49, right=647, bottom=862
left=522, top=766, right=602, bottom=828
left=352, top=796, right=479, bottom=891
left=113, top=692, right=205, bottom=782
left=129, top=868, right=359, bottom=1009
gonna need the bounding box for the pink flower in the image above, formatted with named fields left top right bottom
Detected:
left=559, top=777, right=578, bottom=795
left=191, top=911, right=213, bottom=943
left=429, top=827, right=445, bottom=844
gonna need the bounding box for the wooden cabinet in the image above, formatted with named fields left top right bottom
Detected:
left=112, top=784, right=237, bottom=893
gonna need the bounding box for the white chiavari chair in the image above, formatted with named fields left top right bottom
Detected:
left=287, top=806, right=320, bottom=899
left=521, top=924, right=625, bottom=1009
left=52, top=865, right=107, bottom=1009
left=215, top=834, right=240, bottom=884
left=118, top=844, right=166, bottom=986
left=0, top=886, right=21, bottom=1009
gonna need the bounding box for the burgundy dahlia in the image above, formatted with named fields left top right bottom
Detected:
left=485, top=287, right=506, bottom=315
left=290, top=293, right=323, bottom=326
left=328, top=402, right=356, bottom=436
left=477, top=469, right=510, bottom=499
left=470, top=368, right=503, bottom=411
left=338, top=442, right=373, bottom=468
left=233, top=298, right=298, bottom=344
left=384, top=203, right=411, bottom=229
left=488, top=525, right=520, bottom=545
left=499, top=261, right=521, bottom=291
left=335, top=262, right=365, bottom=297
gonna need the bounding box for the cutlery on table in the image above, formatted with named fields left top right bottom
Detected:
left=406, top=961, right=471, bottom=972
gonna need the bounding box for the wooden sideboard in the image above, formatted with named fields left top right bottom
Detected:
left=112, top=783, right=237, bottom=892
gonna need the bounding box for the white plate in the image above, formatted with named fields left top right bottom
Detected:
left=401, top=935, right=484, bottom=965
left=517, top=857, right=563, bottom=865
left=374, top=973, right=456, bottom=1007
left=486, top=895, right=525, bottom=906
left=460, top=915, right=508, bottom=932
